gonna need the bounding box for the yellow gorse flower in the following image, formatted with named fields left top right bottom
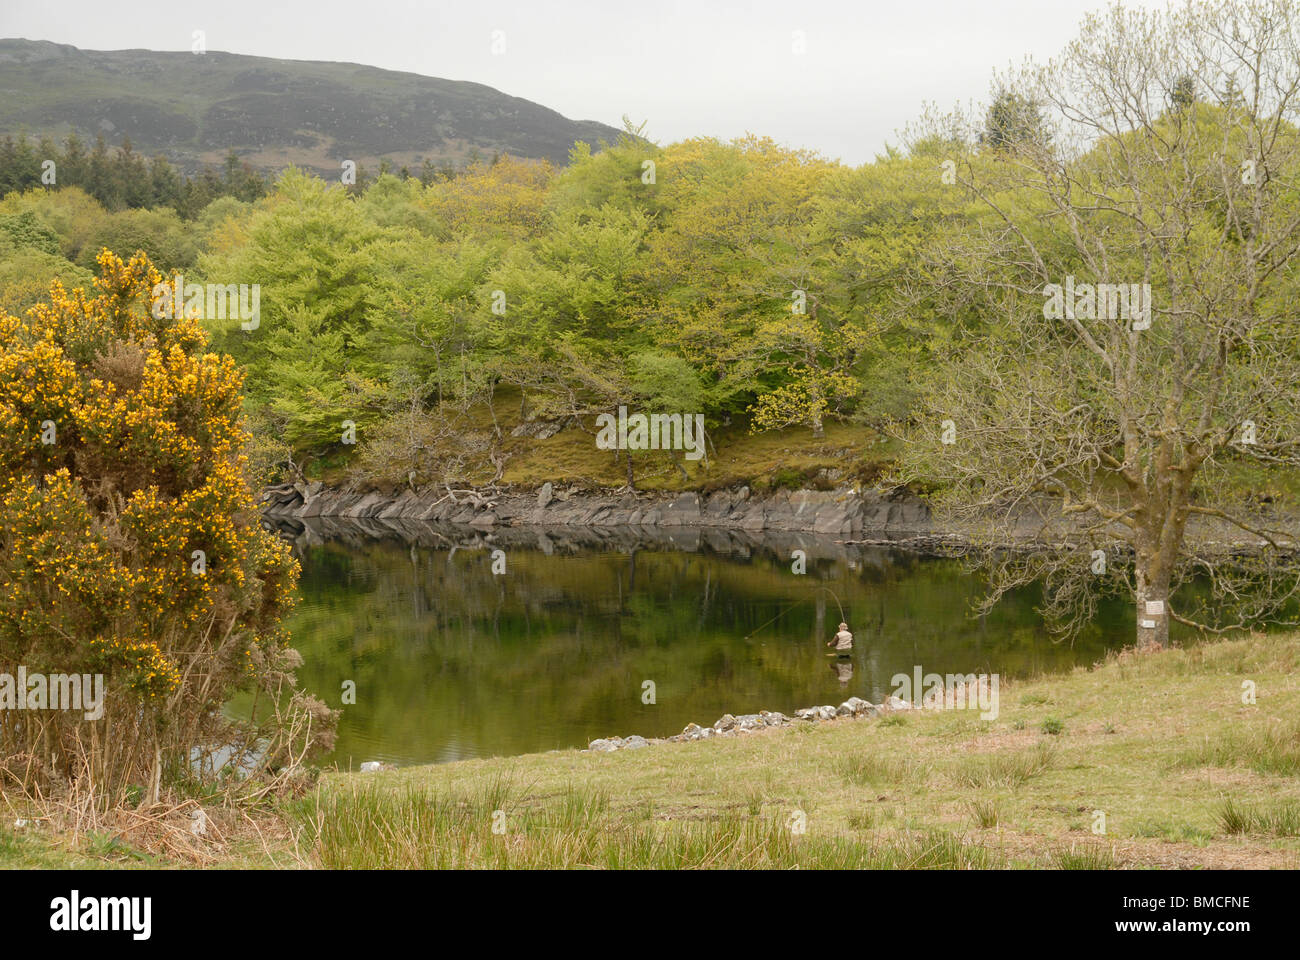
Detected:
left=0, top=249, right=299, bottom=708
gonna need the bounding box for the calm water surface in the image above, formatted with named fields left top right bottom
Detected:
left=273, top=522, right=1136, bottom=767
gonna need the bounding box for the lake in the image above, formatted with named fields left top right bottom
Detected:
left=268, top=519, right=1134, bottom=768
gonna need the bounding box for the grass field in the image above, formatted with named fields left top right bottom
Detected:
left=3, top=630, right=1299, bottom=869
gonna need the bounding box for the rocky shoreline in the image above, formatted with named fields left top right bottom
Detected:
left=261, top=480, right=1299, bottom=554
left=353, top=695, right=905, bottom=769
left=586, top=695, right=905, bottom=753
left=261, top=480, right=932, bottom=537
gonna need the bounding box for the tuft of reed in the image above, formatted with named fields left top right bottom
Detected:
left=288, top=780, right=1007, bottom=869
left=969, top=799, right=1000, bottom=829
left=1179, top=718, right=1300, bottom=777
left=949, top=742, right=1057, bottom=789
left=834, top=752, right=921, bottom=787
left=1215, top=797, right=1300, bottom=837
left=1051, top=843, right=1118, bottom=869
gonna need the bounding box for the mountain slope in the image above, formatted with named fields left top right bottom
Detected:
left=0, top=38, right=624, bottom=173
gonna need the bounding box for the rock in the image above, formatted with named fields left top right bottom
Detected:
left=512, top=419, right=566, bottom=440
left=359, top=761, right=386, bottom=772
left=813, top=503, right=860, bottom=535
left=794, top=705, right=838, bottom=721
left=703, top=491, right=734, bottom=519
left=340, top=492, right=388, bottom=519
left=842, top=697, right=877, bottom=717
left=577, top=696, right=875, bottom=757
left=377, top=489, right=420, bottom=520
left=661, top=492, right=701, bottom=525
left=887, top=694, right=914, bottom=711
left=259, top=479, right=945, bottom=540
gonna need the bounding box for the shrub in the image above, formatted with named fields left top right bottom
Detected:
left=0, top=250, right=335, bottom=805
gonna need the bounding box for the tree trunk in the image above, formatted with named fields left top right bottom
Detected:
left=1134, top=559, right=1170, bottom=650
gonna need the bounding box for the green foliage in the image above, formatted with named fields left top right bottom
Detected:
left=76, top=206, right=200, bottom=272
left=0, top=238, right=93, bottom=318
left=0, top=132, right=987, bottom=479
left=980, top=89, right=1047, bottom=149
left=0, top=133, right=268, bottom=218
left=0, top=210, right=61, bottom=255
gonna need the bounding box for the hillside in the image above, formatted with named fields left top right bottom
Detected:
left=0, top=38, right=625, bottom=173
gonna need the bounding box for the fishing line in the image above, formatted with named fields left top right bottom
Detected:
left=819, top=585, right=846, bottom=622
left=743, top=585, right=847, bottom=639
left=743, top=597, right=809, bottom=639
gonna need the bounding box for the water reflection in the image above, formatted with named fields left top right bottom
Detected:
left=261, top=519, right=1131, bottom=767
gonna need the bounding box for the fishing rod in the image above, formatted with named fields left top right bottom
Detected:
left=743, top=585, right=847, bottom=639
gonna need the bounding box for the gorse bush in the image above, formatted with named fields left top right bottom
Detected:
left=0, top=250, right=335, bottom=804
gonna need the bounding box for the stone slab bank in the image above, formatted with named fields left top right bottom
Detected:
left=261, top=481, right=931, bottom=538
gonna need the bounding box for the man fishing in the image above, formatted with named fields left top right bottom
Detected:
left=826, top=621, right=853, bottom=656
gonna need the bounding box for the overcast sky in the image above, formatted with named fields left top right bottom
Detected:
left=1, top=0, right=1172, bottom=165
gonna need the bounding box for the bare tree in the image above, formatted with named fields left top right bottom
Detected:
left=896, top=0, right=1300, bottom=649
